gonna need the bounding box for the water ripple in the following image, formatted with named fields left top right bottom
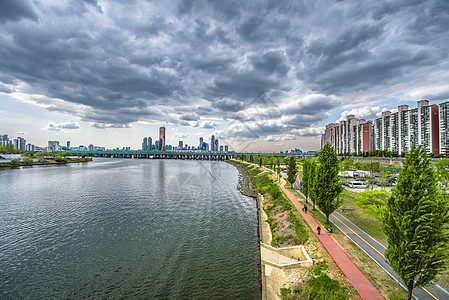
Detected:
left=0, top=159, right=259, bottom=299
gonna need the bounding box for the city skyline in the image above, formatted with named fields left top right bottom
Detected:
left=1, top=1, right=449, bottom=151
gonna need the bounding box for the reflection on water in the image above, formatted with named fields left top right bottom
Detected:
left=0, top=158, right=260, bottom=299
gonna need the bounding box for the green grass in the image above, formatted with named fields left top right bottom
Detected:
left=338, top=189, right=387, bottom=245
left=281, top=263, right=348, bottom=300
left=233, top=160, right=309, bottom=246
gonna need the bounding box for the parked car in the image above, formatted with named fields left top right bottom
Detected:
left=349, top=181, right=367, bottom=189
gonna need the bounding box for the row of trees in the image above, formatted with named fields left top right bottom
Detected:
left=237, top=154, right=285, bottom=174
left=299, top=144, right=449, bottom=299
left=0, top=145, right=22, bottom=154
left=297, top=143, right=342, bottom=222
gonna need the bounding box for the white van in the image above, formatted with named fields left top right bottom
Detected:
left=349, top=181, right=366, bottom=189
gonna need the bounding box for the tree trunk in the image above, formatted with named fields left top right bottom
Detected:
left=406, top=280, right=414, bottom=300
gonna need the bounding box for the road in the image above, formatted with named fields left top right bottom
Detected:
left=294, top=179, right=449, bottom=300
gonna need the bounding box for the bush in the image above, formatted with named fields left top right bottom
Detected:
left=54, top=156, right=67, bottom=162
left=280, top=287, right=291, bottom=299
left=9, top=159, right=20, bottom=166
left=304, top=274, right=348, bottom=299
left=22, top=158, right=34, bottom=165
left=290, top=213, right=308, bottom=243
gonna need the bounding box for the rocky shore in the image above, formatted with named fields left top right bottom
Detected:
left=226, top=160, right=258, bottom=198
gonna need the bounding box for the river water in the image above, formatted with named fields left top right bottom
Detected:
left=0, top=158, right=260, bottom=299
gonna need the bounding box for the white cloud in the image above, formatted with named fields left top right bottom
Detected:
left=48, top=120, right=80, bottom=131
left=265, top=134, right=296, bottom=142
left=175, top=133, right=188, bottom=138
left=292, top=127, right=324, bottom=136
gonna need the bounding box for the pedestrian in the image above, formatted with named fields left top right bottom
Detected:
left=302, top=204, right=305, bottom=211
left=304, top=205, right=308, bottom=214
left=327, top=226, right=333, bottom=233
left=317, top=226, right=321, bottom=235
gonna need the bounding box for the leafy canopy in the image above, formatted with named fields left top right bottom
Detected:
left=314, top=143, right=342, bottom=222
left=382, top=146, right=449, bottom=299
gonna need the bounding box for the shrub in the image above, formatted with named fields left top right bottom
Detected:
left=304, top=274, right=348, bottom=300
left=9, top=159, right=20, bottom=166
left=22, top=158, right=34, bottom=165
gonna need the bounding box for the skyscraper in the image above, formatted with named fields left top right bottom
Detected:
left=179, top=141, right=183, bottom=149
left=148, top=137, right=152, bottom=151
left=215, top=138, right=219, bottom=152
left=225, top=145, right=228, bottom=152
left=159, top=126, right=166, bottom=151
left=199, top=137, right=203, bottom=150
left=211, top=135, right=215, bottom=152
left=48, top=140, right=60, bottom=151
left=142, top=137, right=148, bottom=150
left=67, top=141, right=70, bottom=149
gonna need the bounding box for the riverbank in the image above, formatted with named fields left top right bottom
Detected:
left=226, top=159, right=258, bottom=198
left=231, top=159, right=360, bottom=300
left=0, top=157, right=92, bottom=169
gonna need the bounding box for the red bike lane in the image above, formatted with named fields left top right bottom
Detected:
left=280, top=178, right=384, bottom=300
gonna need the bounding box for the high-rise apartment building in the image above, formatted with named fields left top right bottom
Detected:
left=48, top=141, right=60, bottom=151
left=440, top=102, right=449, bottom=156
left=0, top=134, right=10, bottom=146
left=214, top=138, right=219, bottom=152
left=13, top=137, right=26, bottom=151
left=148, top=137, right=152, bottom=151
left=322, top=115, right=372, bottom=154
left=199, top=137, right=203, bottom=150
left=159, top=126, right=166, bottom=151
left=225, top=145, right=229, bottom=152
left=322, top=100, right=448, bottom=155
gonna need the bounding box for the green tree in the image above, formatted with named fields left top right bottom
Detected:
left=382, top=146, right=449, bottom=300
left=314, top=143, right=342, bottom=223
left=435, top=158, right=449, bottom=184
left=22, top=157, right=34, bottom=166
left=302, top=159, right=310, bottom=199
left=81, top=152, right=88, bottom=158
left=309, top=159, right=318, bottom=210
left=9, top=159, right=20, bottom=166
left=287, top=156, right=297, bottom=187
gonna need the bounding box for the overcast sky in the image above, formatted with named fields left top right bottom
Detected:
left=1, top=0, right=448, bottom=152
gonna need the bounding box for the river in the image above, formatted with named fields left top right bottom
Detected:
left=0, top=158, right=260, bottom=299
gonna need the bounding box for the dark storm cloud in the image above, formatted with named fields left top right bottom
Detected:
left=0, top=0, right=37, bottom=23
left=1, top=0, right=448, bottom=139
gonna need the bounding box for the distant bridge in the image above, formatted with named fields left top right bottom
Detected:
left=69, top=150, right=235, bottom=161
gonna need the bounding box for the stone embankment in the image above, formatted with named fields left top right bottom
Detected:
left=226, top=160, right=258, bottom=198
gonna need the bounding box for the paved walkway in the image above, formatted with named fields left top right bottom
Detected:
left=293, top=179, right=449, bottom=300
left=279, top=178, right=384, bottom=300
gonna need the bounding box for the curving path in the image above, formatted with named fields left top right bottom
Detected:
left=280, top=178, right=384, bottom=300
